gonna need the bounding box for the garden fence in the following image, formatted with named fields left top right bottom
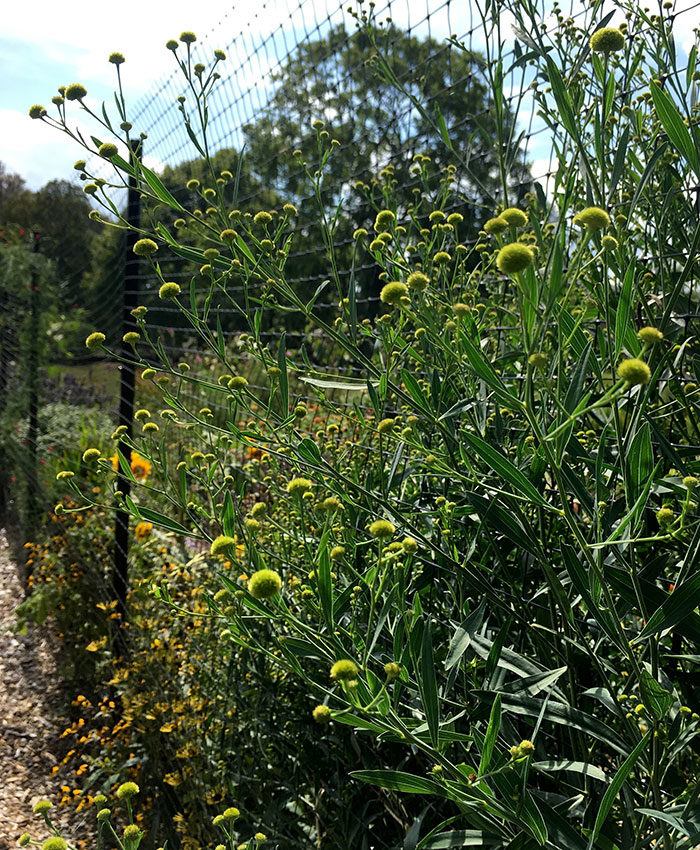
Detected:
left=1, top=0, right=700, bottom=832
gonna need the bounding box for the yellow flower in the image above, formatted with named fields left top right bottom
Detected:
left=134, top=521, right=153, bottom=541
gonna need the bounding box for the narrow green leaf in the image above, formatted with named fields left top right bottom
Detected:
left=473, top=691, right=629, bottom=755
left=614, top=264, right=636, bottom=358
left=317, top=534, right=333, bottom=627
left=434, top=102, right=453, bottom=151
left=420, top=831, right=500, bottom=848
left=461, top=431, right=546, bottom=505
left=587, top=731, right=651, bottom=849
left=139, top=161, right=186, bottom=211
left=639, top=669, right=673, bottom=719
left=300, top=374, right=372, bottom=391
left=627, top=422, right=654, bottom=496
left=277, top=332, right=288, bottom=413
left=533, top=760, right=608, bottom=782
left=649, top=81, right=699, bottom=175
left=296, top=437, right=322, bottom=466
left=420, top=623, right=440, bottom=747
left=133, top=505, right=194, bottom=536
left=445, top=601, right=486, bottom=670
left=351, top=770, right=448, bottom=796
left=632, top=571, right=700, bottom=643
left=221, top=491, right=236, bottom=537
left=478, top=694, right=501, bottom=776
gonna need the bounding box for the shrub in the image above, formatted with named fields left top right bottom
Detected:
left=28, top=0, right=700, bottom=847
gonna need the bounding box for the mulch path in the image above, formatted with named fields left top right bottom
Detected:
left=0, top=527, right=92, bottom=848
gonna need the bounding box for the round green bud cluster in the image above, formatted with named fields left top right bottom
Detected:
left=369, top=519, right=395, bottom=539
left=85, top=331, right=106, bottom=350
left=528, top=352, right=547, bottom=370
left=56, top=470, right=74, bottom=480
left=496, top=243, right=534, bottom=275
left=384, top=661, right=401, bottom=681
left=330, top=658, right=358, bottom=681
left=98, top=142, right=119, bottom=158
left=320, top=497, right=342, bottom=511
left=601, top=235, right=618, bottom=250
left=19, top=834, right=31, bottom=846
left=657, top=507, right=674, bottom=525
left=220, top=229, right=237, bottom=241
left=377, top=418, right=395, bottom=434
left=255, top=834, right=267, bottom=842
left=73, top=160, right=87, bottom=171
left=330, top=545, right=345, bottom=560
left=123, top=331, right=140, bottom=344
left=65, top=83, right=88, bottom=100
left=166, top=39, right=179, bottom=50
left=186, top=179, right=200, bottom=190
left=407, top=271, right=430, bottom=291
left=33, top=800, right=53, bottom=814
left=29, top=104, right=46, bottom=119
left=124, top=825, right=141, bottom=840
left=97, top=808, right=111, bottom=821
left=116, top=781, right=140, bottom=800
left=452, top=302, right=470, bottom=317
left=82, top=448, right=101, bottom=463
left=52, top=96, right=64, bottom=105
left=590, top=27, right=625, bottom=53
left=244, top=518, right=260, bottom=533
left=433, top=251, right=451, bottom=265
left=223, top=807, right=240, bottom=820
left=194, top=63, right=205, bottom=76
left=402, top=537, right=418, bottom=554
left=228, top=375, right=248, bottom=390
left=83, top=184, right=98, bottom=195
left=180, top=31, right=197, bottom=44
left=133, top=238, right=158, bottom=256
left=573, top=206, right=611, bottom=231
left=41, top=840, right=67, bottom=850
left=313, top=704, right=332, bottom=723
left=517, top=739, right=535, bottom=756
left=109, top=52, right=125, bottom=65
left=287, top=477, right=312, bottom=495
left=374, top=209, right=395, bottom=231
left=214, top=49, right=227, bottom=60
left=158, top=282, right=181, bottom=299
left=210, top=535, right=236, bottom=556
left=253, top=211, right=272, bottom=226
left=248, top=568, right=282, bottom=599
left=251, top=502, right=268, bottom=517
left=637, top=326, right=663, bottom=344
left=380, top=281, right=408, bottom=306
left=484, top=216, right=509, bottom=235
left=618, top=358, right=651, bottom=385
left=499, top=207, right=528, bottom=227
left=143, top=422, right=159, bottom=433
left=683, top=476, right=698, bottom=490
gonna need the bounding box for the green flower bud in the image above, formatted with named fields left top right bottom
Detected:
left=65, top=83, right=88, bottom=101
left=590, top=27, right=625, bottom=53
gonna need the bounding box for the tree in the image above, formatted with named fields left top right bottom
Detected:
left=0, top=177, right=100, bottom=314
left=0, top=162, right=25, bottom=208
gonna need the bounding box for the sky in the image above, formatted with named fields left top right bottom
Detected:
left=2, top=0, right=699, bottom=193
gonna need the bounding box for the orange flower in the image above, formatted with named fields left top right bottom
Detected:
left=134, top=521, right=153, bottom=541
left=111, top=451, right=152, bottom=480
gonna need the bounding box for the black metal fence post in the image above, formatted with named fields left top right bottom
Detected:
left=25, top=232, right=41, bottom=550
left=113, top=140, right=142, bottom=654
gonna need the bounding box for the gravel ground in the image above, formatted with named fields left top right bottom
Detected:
left=0, top=527, right=92, bottom=848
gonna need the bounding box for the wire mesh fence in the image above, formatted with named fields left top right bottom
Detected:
left=2, top=0, right=700, bottom=841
